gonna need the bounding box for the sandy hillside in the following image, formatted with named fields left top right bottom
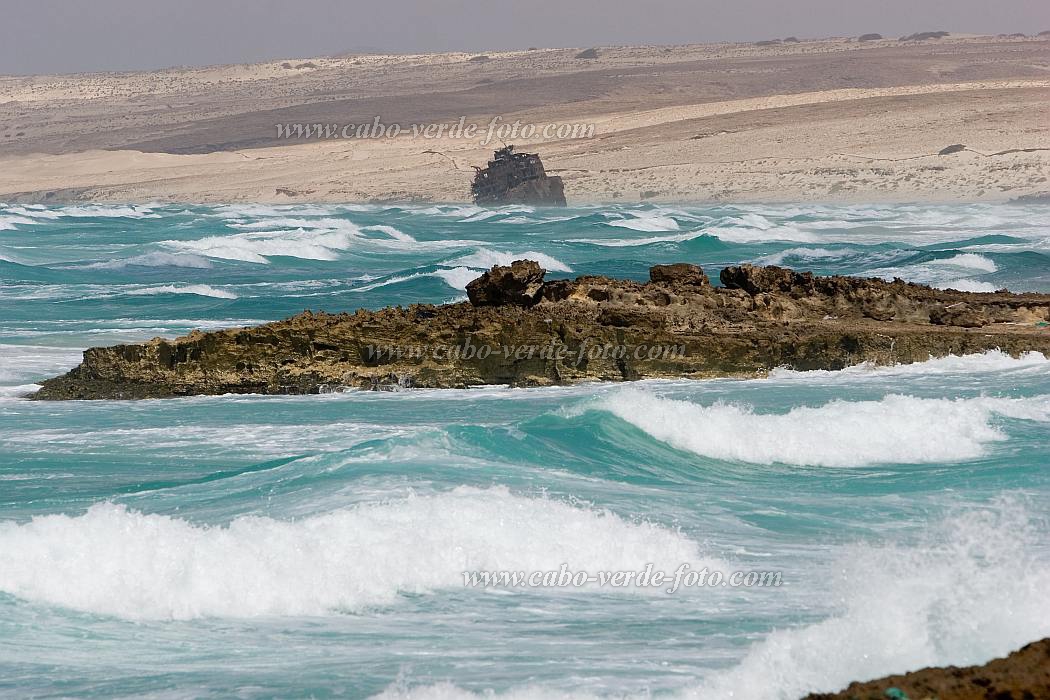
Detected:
left=0, top=35, right=1048, bottom=204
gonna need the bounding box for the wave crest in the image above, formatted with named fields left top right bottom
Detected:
left=0, top=487, right=707, bottom=620
left=596, top=389, right=1050, bottom=467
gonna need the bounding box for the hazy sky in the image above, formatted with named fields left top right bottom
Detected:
left=2, top=0, right=1049, bottom=75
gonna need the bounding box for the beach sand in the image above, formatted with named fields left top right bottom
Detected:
left=1, top=36, right=1048, bottom=204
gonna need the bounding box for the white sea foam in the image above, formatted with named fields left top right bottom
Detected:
left=768, top=350, right=1050, bottom=381
left=212, top=204, right=341, bottom=219
left=432, top=267, right=482, bottom=291
left=605, top=213, right=680, bottom=232
left=5, top=205, right=158, bottom=219
left=165, top=228, right=361, bottom=263
left=596, top=389, right=1050, bottom=467
left=754, top=247, right=853, bottom=266
left=85, top=252, right=214, bottom=270
left=451, top=249, right=573, bottom=273
left=0, top=384, right=43, bottom=399
left=415, top=204, right=487, bottom=218
left=126, top=285, right=238, bottom=300
left=571, top=231, right=708, bottom=247
left=376, top=502, right=1050, bottom=700
left=0, top=215, right=39, bottom=230
left=64, top=205, right=159, bottom=218
left=168, top=218, right=477, bottom=263
left=868, top=253, right=1000, bottom=292
left=704, top=214, right=825, bottom=243
left=928, top=253, right=998, bottom=273
left=349, top=272, right=430, bottom=293
left=364, top=224, right=415, bottom=242
left=0, top=345, right=83, bottom=385
left=0, top=487, right=710, bottom=620
left=458, top=209, right=505, bottom=222
left=454, top=205, right=538, bottom=223
left=690, top=502, right=1050, bottom=700
left=934, top=279, right=999, bottom=293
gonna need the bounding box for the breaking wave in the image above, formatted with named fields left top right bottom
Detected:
left=450, top=248, right=573, bottom=272
left=375, top=502, right=1050, bottom=700
left=0, top=487, right=709, bottom=620
left=690, top=501, right=1050, bottom=699
left=126, top=284, right=238, bottom=299
left=85, top=252, right=214, bottom=270
left=594, top=388, right=1050, bottom=467
left=766, top=350, right=1050, bottom=380
left=605, top=213, right=681, bottom=232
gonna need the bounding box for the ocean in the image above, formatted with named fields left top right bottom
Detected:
left=1, top=201, right=1049, bottom=699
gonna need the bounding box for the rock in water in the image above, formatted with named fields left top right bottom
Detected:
left=803, top=637, right=1050, bottom=700
left=29, top=263, right=1050, bottom=400
left=466, top=259, right=546, bottom=307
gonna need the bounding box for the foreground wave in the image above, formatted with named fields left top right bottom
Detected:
left=0, top=487, right=712, bottom=620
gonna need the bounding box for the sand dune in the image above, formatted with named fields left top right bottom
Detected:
left=1, top=36, right=1048, bottom=203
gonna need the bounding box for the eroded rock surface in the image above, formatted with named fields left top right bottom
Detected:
left=803, top=637, right=1050, bottom=700
left=31, top=263, right=1050, bottom=400
left=466, top=259, right=546, bottom=307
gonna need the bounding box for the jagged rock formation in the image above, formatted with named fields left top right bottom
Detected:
left=30, top=263, right=1050, bottom=400
left=803, top=637, right=1050, bottom=700
left=466, top=259, right=547, bottom=307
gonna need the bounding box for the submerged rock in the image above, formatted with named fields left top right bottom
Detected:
left=803, top=637, right=1050, bottom=700
left=30, top=263, right=1050, bottom=400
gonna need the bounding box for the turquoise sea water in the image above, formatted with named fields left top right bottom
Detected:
left=1, top=202, right=1049, bottom=699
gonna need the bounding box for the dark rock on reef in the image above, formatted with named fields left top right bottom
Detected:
left=466, top=259, right=546, bottom=307
left=803, top=637, right=1050, bottom=700
left=720, top=264, right=804, bottom=294
left=939, top=144, right=967, bottom=155
left=30, top=263, right=1050, bottom=400
left=649, top=263, right=709, bottom=287
left=857, top=33, right=883, bottom=41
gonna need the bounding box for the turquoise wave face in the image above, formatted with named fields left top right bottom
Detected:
left=1, top=202, right=1050, bottom=699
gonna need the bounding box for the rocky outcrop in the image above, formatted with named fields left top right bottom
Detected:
left=803, top=637, right=1050, bottom=700
left=649, top=263, right=709, bottom=287
left=466, top=259, right=546, bottom=307
left=30, top=262, right=1050, bottom=400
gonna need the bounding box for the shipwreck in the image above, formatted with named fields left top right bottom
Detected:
left=471, top=146, right=566, bottom=206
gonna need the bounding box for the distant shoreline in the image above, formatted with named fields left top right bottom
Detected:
left=2, top=36, right=1048, bottom=205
